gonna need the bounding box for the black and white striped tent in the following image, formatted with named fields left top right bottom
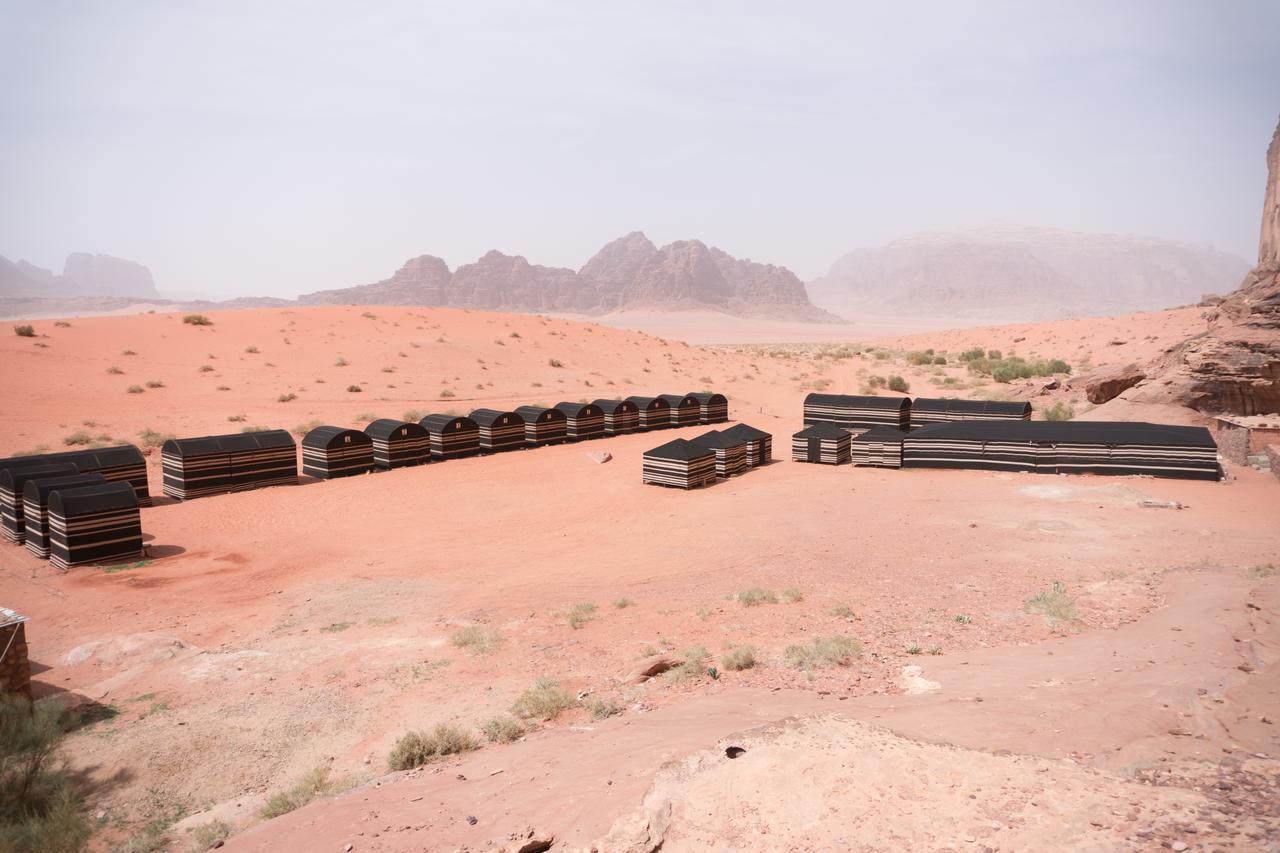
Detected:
left=626, top=396, right=672, bottom=431
left=515, top=406, right=568, bottom=446
left=592, top=399, right=640, bottom=435
left=301, top=427, right=375, bottom=479
left=1, top=462, right=80, bottom=544
left=161, top=430, right=298, bottom=500
left=642, top=438, right=717, bottom=489
left=688, top=392, right=729, bottom=424
left=554, top=402, right=605, bottom=441
left=902, top=421, right=1221, bottom=480
left=803, top=393, right=911, bottom=434
left=659, top=394, right=701, bottom=428
left=721, top=423, right=772, bottom=467
left=420, top=414, right=480, bottom=459
left=850, top=427, right=906, bottom=468
left=792, top=422, right=852, bottom=465
left=690, top=430, right=748, bottom=478
left=364, top=420, right=431, bottom=469
left=910, top=398, right=1032, bottom=430
left=23, top=473, right=106, bottom=558
left=470, top=409, right=526, bottom=453
left=0, top=445, right=151, bottom=506
left=47, top=482, right=143, bottom=570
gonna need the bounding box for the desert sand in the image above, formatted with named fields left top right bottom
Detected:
left=1, top=305, right=1277, bottom=851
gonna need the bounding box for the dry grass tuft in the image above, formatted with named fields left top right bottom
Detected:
left=511, top=677, right=574, bottom=721
left=737, top=587, right=778, bottom=607
left=1024, top=581, right=1077, bottom=622
left=562, top=602, right=597, bottom=629
left=450, top=625, right=502, bottom=655
left=720, top=645, right=758, bottom=671
left=784, top=635, right=861, bottom=671
left=480, top=716, right=524, bottom=743
left=259, top=766, right=355, bottom=819
left=387, top=723, right=478, bottom=771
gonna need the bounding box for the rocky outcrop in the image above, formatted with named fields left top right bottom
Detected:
left=298, top=232, right=832, bottom=320
left=1129, top=118, right=1280, bottom=416
left=1081, top=364, right=1147, bottom=404
left=0, top=253, right=158, bottom=298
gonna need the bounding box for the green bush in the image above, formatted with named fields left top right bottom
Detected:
left=13, top=325, right=35, bottom=338
left=511, top=677, right=575, bottom=721
left=0, top=697, right=92, bottom=851
left=182, top=314, right=212, bottom=326
left=887, top=375, right=909, bottom=393
left=387, top=723, right=478, bottom=771
left=1042, top=402, right=1075, bottom=422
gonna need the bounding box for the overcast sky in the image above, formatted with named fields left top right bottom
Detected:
left=2, top=1, right=1277, bottom=297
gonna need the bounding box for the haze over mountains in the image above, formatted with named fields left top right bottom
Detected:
left=0, top=253, right=158, bottom=299
left=807, top=226, right=1250, bottom=321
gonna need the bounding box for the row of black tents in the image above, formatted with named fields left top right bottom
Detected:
left=797, top=393, right=1221, bottom=481
left=642, top=424, right=773, bottom=489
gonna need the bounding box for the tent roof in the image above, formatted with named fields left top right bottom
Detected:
left=592, top=398, right=638, bottom=413
left=644, top=438, right=714, bottom=462
left=22, top=473, right=107, bottom=503
left=364, top=419, right=428, bottom=440
left=554, top=402, right=602, bottom=417
left=2, top=445, right=145, bottom=476
left=469, top=409, right=523, bottom=427
left=163, top=430, right=294, bottom=456
left=420, top=414, right=477, bottom=431
left=908, top=420, right=1216, bottom=447
left=625, top=396, right=668, bottom=409
left=0, top=607, right=26, bottom=629
left=690, top=430, right=744, bottom=450
left=721, top=423, right=770, bottom=441
left=301, top=426, right=371, bottom=449
left=515, top=405, right=565, bottom=422
left=794, top=422, right=851, bottom=439
left=912, top=398, right=1032, bottom=416
left=687, top=392, right=728, bottom=405
left=48, top=481, right=139, bottom=516
left=804, top=393, right=910, bottom=411
left=658, top=394, right=697, bottom=407
left=851, top=426, right=908, bottom=443
left=0, top=461, right=80, bottom=491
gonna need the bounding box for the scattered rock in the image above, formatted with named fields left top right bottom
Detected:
left=627, top=657, right=679, bottom=684
left=1083, top=364, right=1146, bottom=404
left=587, top=451, right=612, bottom=464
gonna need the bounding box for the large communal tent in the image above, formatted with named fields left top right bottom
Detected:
left=22, top=473, right=106, bottom=558
left=642, top=438, right=717, bottom=489
left=0, top=445, right=151, bottom=506
left=803, top=393, right=911, bottom=433
left=515, top=406, right=568, bottom=446
left=792, top=422, right=852, bottom=465
left=162, top=430, right=298, bottom=500
left=420, top=414, right=480, bottom=459
left=47, top=482, right=143, bottom=570
left=1, top=462, right=80, bottom=543
left=554, top=402, right=605, bottom=441
left=593, top=399, right=639, bottom=435
left=301, top=427, right=375, bottom=479
left=688, top=392, right=729, bottom=424
left=902, top=421, right=1221, bottom=480
left=690, top=430, right=747, bottom=478
left=910, top=398, right=1032, bottom=429
left=659, top=394, right=701, bottom=427
left=850, top=427, right=905, bottom=468
left=721, top=423, right=772, bottom=467
left=626, top=396, right=671, bottom=431
left=364, top=420, right=431, bottom=469
left=470, top=409, right=526, bottom=452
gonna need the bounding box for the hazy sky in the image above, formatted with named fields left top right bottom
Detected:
left=2, top=1, right=1277, bottom=297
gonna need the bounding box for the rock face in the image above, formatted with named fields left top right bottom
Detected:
left=298, top=233, right=830, bottom=320
left=1081, top=364, right=1147, bottom=404
left=1130, top=118, right=1280, bottom=416
left=808, top=226, right=1250, bottom=321
left=0, top=253, right=158, bottom=298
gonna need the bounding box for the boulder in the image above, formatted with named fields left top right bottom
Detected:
left=1083, top=364, right=1146, bottom=404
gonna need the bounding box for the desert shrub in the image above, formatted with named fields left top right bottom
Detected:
left=511, top=677, right=574, bottom=721
left=887, top=375, right=909, bottom=393
left=277, top=392, right=297, bottom=402
left=480, top=716, right=524, bottom=743
left=1042, top=402, right=1075, bottom=422
left=0, top=696, right=93, bottom=852
left=782, top=587, right=804, bottom=603
left=346, top=385, right=362, bottom=393
left=13, top=325, right=36, bottom=337
left=227, top=414, right=246, bottom=422
left=866, top=375, right=887, bottom=389
left=137, top=429, right=173, bottom=449
left=291, top=419, right=323, bottom=437
left=239, top=425, right=271, bottom=434
left=244, top=346, right=259, bottom=353
left=1046, top=359, right=1071, bottom=374
left=720, top=645, right=758, bottom=671
left=589, top=698, right=622, bottom=720
left=145, top=380, right=165, bottom=389
left=62, top=431, right=92, bottom=447
left=1025, top=581, right=1077, bottom=622
left=386, top=723, right=477, bottom=772
left=548, top=359, right=564, bottom=368
left=933, top=355, right=947, bottom=365
left=182, top=314, right=212, bottom=326
left=450, top=625, right=502, bottom=655
left=403, top=409, right=426, bottom=422
left=828, top=602, right=854, bottom=618
left=126, top=385, right=145, bottom=394
left=905, top=351, right=933, bottom=366
left=106, top=366, right=124, bottom=374
left=198, top=364, right=214, bottom=373
left=737, top=587, right=777, bottom=607
left=259, top=766, right=351, bottom=818
left=958, top=347, right=985, bottom=361
left=186, top=820, right=232, bottom=851
left=784, top=635, right=861, bottom=671
left=53, top=321, right=70, bottom=328
left=987, top=349, right=1002, bottom=360
left=664, top=646, right=710, bottom=684
left=968, top=355, right=1073, bottom=383
left=562, top=602, right=597, bottom=629
left=612, top=597, right=633, bottom=609
left=439, top=389, right=455, bottom=398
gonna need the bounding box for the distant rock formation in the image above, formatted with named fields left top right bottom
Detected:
left=807, top=226, right=1250, bottom=321
left=1128, top=118, right=1280, bottom=416
left=298, top=232, right=831, bottom=320
left=0, top=253, right=159, bottom=298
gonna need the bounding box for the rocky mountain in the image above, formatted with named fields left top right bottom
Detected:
left=0, top=253, right=159, bottom=298
left=807, top=226, right=1251, bottom=321
left=298, top=232, right=831, bottom=320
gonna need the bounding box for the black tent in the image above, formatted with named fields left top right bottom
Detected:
left=0, top=445, right=151, bottom=506
left=642, top=438, right=716, bottom=489
left=363, top=420, right=431, bottom=469
left=470, top=409, right=526, bottom=452
left=659, top=394, right=701, bottom=427
left=515, top=406, right=568, bottom=446
left=47, top=482, right=143, bottom=570
left=902, top=421, right=1220, bottom=480
left=22, top=473, right=106, bottom=558
left=910, top=398, right=1032, bottom=430
left=688, top=392, right=729, bottom=424
left=301, top=426, right=375, bottom=479
left=1, top=462, right=80, bottom=544
left=690, top=430, right=748, bottom=478
left=721, top=423, right=772, bottom=467
left=850, top=426, right=906, bottom=468
left=792, top=422, right=852, bottom=465
left=554, top=402, right=605, bottom=441
left=162, top=430, right=298, bottom=500
left=803, top=393, right=911, bottom=433
left=592, top=399, right=639, bottom=435
left=626, top=396, right=671, bottom=431
left=420, top=414, right=480, bottom=459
